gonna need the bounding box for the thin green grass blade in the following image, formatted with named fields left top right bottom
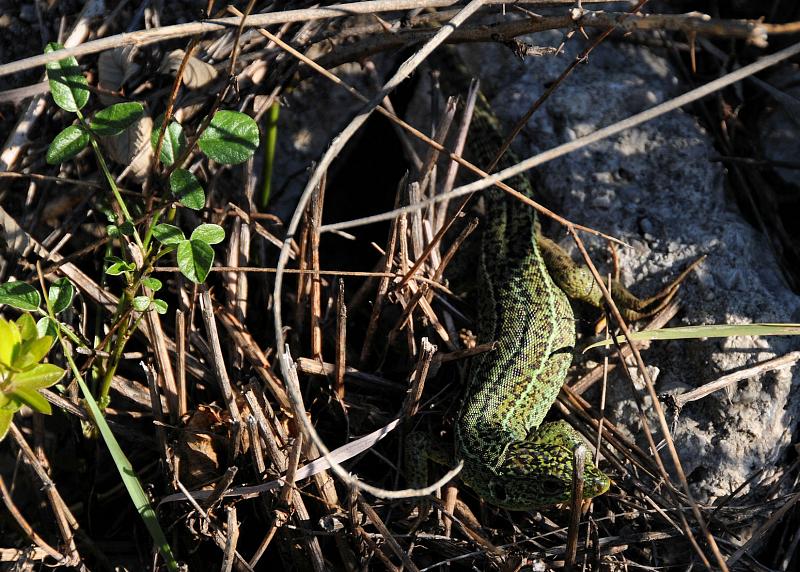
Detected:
left=584, top=323, right=800, bottom=352
left=55, top=332, right=178, bottom=570
left=259, top=101, right=280, bottom=210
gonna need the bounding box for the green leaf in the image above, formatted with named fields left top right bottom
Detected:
left=132, top=296, right=151, bottom=312
left=13, top=337, right=53, bottom=371
left=169, top=168, right=205, bottom=210
left=142, top=277, right=162, bottom=291
left=16, top=313, right=38, bottom=341
left=45, top=43, right=89, bottom=112
left=177, top=239, right=214, bottom=283
left=46, top=124, right=90, bottom=164
left=0, top=393, right=16, bottom=411
left=0, top=282, right=41, bottom=311
left=105, top=256, right=135, bottom=276
left=13, top=363, right=65, bottom=391
left=10, top=387, right=52, bottom=415
left=48, top=278, right=74, bottom=314
left=190, top=223, right=224, bottom=245
left=151, top=117, right=186, bottom=167
left=198, top=110, right=260, bottom=165
left=152, top=223, right=185, bottom=245
left=36, top=317, right=57, bottom=340
left=0, top=410, right=13, bottom=441
left=0, top=319, right=21, bottom=368
left=152, top=299, right=168, bottom=315
left=90, top=102, right=144, bottom=136
left=105, top=263, right=133, bottom=276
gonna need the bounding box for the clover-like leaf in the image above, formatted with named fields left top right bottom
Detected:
left=152, top=223, right=185, bottom=245
left=169, top=168, right=205, bottom=210
left=45, top=43, right=89, bottom=112
left=47, top=125, right=90, bottom=164
left=151, top=116, right=186, bottom=167
left=132, top=296, right=151, bottom=312
left=90, top=102, right=145, bottom=136
left=0, top=410, right=13, bottom=441
left=198, top=110, right=259, bottom=165
left=152, top=299, right=168, bottom=315
left=48, top=278, right=75, bottom=314
left=0, top=318, right=20, bottom=368
left=118, top=221, right=135, bottom=236
left=36, top=317, right=58, bottom=340
left=0, top=281, right=40, bottom=311
left=142, top=277, right=162, bottom=291
left=190, top=223, right=224, bottom=245
left=177, top=239, right=214, bottom=283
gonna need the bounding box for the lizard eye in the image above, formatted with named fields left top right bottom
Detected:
left=540, top=477, right=566, bottom=497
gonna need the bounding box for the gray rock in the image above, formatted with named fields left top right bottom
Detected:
left=459, top=34, right=800, bottom=505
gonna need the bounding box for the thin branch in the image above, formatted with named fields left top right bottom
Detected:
left=316, top=8, right=775, bottom=70
left=278, top=345, right=463, bottom=501
left=0, top=1, right=631, bottom=78
left=160, top=417, right=404, bottom=503
left=569, top=230, right=726, bottom=570
left=321, top=40, right=800, bottom=234
left=0, top=475, right=66, bottom=565
left=254, top=24, right=624, bottom=244
left=273, top=0, right=489, bottom=382
left=667, top=351, right=800, bottom=410
left=334, top=279, right=347, bottom=400
left=7, top=424, right=80, bottom=566
left=199, top=288, right=242, bottom=459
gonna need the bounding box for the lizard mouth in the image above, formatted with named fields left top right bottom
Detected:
left=583, top=472, right=612, bottom=498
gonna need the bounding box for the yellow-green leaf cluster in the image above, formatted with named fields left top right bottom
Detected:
left=0, top=314, right=65, bottom=440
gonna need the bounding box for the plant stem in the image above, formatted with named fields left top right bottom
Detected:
left=142, top=207, right=165, bottom=252
left=76, top=111, right=144, bottom=252
left=98, top=289, right=134, bottom=406
left=259, top=100, right=280, bottom=210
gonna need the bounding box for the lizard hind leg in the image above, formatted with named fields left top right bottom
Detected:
left=404, top=432, right=455, bottom=515
left=538, top=234, right=704, bottom=321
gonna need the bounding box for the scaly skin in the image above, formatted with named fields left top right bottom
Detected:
left=454, top=165, right=609, bottom=508
left=408, top=51, right=683, bottom=509
left=450, top=82, right=609, bottom=508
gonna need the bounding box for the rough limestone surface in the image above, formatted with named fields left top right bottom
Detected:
left=458, top=35, right=800, bottom=504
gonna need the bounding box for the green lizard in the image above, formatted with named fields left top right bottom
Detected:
left=406, top=51, right=685, bottom=510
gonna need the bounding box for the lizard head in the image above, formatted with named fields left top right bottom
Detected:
left=462, top=442, right=610, bottom=510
